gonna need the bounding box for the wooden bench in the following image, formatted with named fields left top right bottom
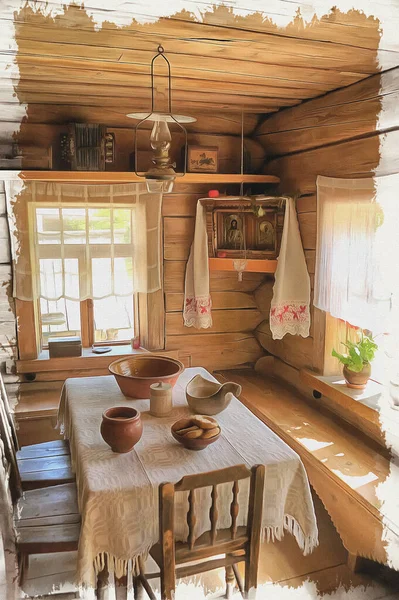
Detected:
left=216, top=369, right=393, bottom=568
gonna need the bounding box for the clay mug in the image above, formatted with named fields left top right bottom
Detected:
left=100, top=406, right=143, bottom=453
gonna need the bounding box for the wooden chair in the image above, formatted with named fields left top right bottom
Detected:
left=0, top=372, right=73, bottom=489
left=0, top=394, right=80, bottom=585
left=137, top=464, right=265, bottom=600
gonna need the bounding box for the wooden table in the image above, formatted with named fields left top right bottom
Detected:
left=58, top=367, right=318, bottom=589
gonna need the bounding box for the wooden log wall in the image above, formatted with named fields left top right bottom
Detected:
left=0, top=116, right=272, bottom=375
left=162, top=182, right=266, bottom=371
left=252, top=67, right=399, bottom=389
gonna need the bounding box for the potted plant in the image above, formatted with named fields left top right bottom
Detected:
left=332, top=331, right=378, bottom=389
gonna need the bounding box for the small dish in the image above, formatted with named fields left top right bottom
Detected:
left=171, top=415, right=221, bottom=451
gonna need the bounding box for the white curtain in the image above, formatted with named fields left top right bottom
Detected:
left=314, top=175, right=399, bottom=336
left=5, top=181, right=162, bottom=302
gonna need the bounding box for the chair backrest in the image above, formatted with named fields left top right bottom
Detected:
left=159, top=464, right=265, bottom=570
left=0, top=384, right=22, bottom=502
left=0, top=370, right=19, bottom=452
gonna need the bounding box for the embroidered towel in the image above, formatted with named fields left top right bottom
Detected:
left=270, top=197, right=311, bottom=339
left=183, top=200, right=212, bottom=328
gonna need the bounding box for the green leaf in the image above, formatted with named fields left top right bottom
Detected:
left=332, top=348, right=350, bottom=366
left=332, top=330, right=378, bottom=372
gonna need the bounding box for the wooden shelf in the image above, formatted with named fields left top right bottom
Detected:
left=209, top=258, right=277, bottom=273
left=3, top=171, right=280, bottom=185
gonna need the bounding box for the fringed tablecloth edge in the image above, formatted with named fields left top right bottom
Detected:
left=262, top=514, right=319, bottom=556
left=76, top=547, right=153, bottom=589
left=78, top=515, right=318, bottom=588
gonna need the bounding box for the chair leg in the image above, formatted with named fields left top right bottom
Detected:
left=225, top=565, right=235, bottom=599
left=136, top=556, right=156, bottom=600
left=232, top=564, right=245, bottom=599
left=96, top=567, right=108, bottom=600
left=18, top=552, right=29, bottom=588
left=160, top=567, right=175, bottom=600
left=244, top=557, right=258, bottom=600
left=133, top=576, right=144, bottom=600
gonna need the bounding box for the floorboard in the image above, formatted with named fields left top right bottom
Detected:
left=20, top=493, right=399, bottom=599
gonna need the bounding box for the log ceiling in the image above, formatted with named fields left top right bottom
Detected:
left=0, top=3, right=397, bottom=130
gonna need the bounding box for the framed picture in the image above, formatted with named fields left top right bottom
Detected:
left=210, top=205, right=280, bottom=259
left=256, top=214, right=276, bottom=251
left=221, top=213, right=245, bottom=250
left=187, top=146, right=218, bottom=173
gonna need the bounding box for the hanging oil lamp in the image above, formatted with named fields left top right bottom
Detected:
left=127, top=45, right=196, bottom=193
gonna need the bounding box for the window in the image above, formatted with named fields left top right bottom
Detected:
left=5, top=180, right=164, bottom=359
left=314, top=175, right=399, bottom=382
left=33, top=205, right=137, bottom=347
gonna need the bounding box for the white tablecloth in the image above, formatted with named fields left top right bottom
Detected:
left=58, top=367, right=318, bottom=588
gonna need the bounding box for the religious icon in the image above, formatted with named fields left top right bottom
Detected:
left=256, top=218, right=276, bottom=250
left=223, top=214, right=244, bottom=249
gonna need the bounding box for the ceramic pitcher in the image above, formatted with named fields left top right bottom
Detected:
left=185, top=374, right=242, bottom=415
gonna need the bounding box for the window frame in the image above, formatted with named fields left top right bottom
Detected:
left=14, top=189, right=165, bottom=361
left=30, top=202, right=138, bottom=350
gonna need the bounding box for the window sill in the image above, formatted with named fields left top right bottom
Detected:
left=300, top=368, right=387, bottom=447
left=16, top=344, right=149, bottom=375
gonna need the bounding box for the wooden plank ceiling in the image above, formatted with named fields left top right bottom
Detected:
left=0, top=2, right=397, bottom=130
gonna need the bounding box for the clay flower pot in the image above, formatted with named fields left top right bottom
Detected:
left=100, top=406, right=143, bottom=453
left=343, top=363, right=371, bottom=390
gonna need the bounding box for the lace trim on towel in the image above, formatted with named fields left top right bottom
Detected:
left=270, top=302, right=310, bottom=340
left=183, top=295, right=212, bottom=329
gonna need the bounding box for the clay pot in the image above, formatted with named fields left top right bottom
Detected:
left=100, top=406, right=143, bottom=453
left=186, top=374, right=241, bottom=415
left=343, top=363, right=371, bottom=390
left=109, top=355, right=184, bottom=399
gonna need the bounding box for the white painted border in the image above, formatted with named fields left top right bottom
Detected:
left=1, top=1, right=399, bottom=597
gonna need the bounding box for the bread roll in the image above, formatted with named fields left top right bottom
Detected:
left=201, top=427, right=220, bottom=439
left=184, top=428, right=203, bottom=439
left=192, top=415, right=217, bottom=430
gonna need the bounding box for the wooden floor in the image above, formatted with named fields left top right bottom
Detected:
left=20, top=492, right=399, bottom=600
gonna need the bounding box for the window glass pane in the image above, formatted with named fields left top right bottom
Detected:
left=36, top=208, right=61, bottom=244
left=39, top=258, right=81, bottom=347
left=62, top=208, right=87, bottom=244
left=64, top=259, right=80, bottom=299
left=114, top=257, right=133, bottom=295
left=39, top=259, right=79, bottom=301
left=92, top=258, right=112, bottom=298
left=39, top=258, right=63, bottom=300
left=91, top=257, right=134, bottom=298
left=39, top=297, right=81, bottom=347
left=93, top=296, right=135, bottom=343
left=113, top=209, right=132, bottom=244
left=89, top=208, right=111, bottom=244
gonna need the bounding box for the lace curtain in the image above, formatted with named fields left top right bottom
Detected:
left=314, top=175, right=399, bottom=335
left=5, top=181, right=162, bottom=302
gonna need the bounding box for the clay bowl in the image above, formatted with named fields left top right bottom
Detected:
left=109, top=355, right=184, bottom=399
left=171, top=416, right=221, bottom=451
left=100, top=406, right=143, bottom=453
